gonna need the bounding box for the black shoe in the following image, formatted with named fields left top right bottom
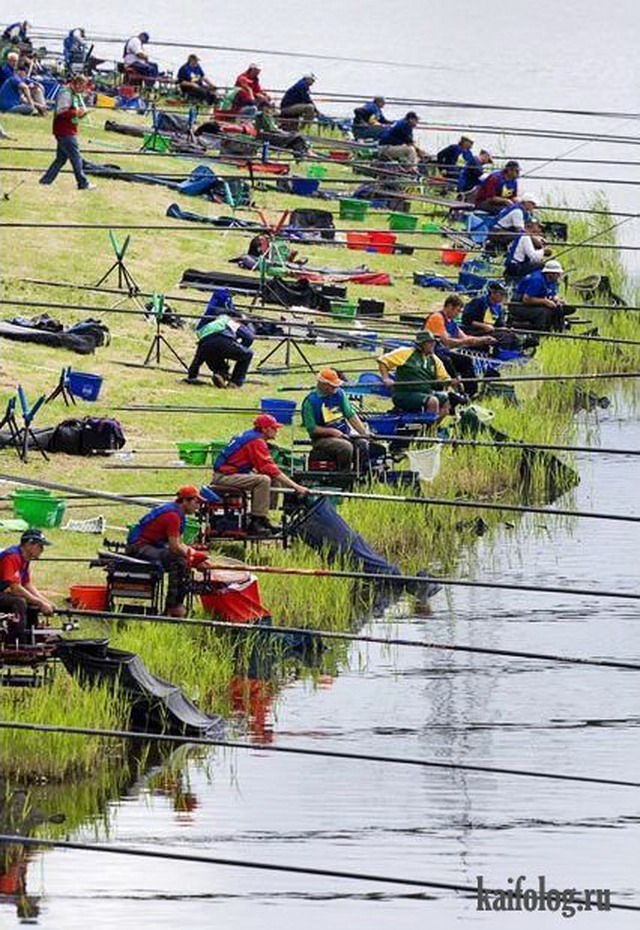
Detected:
left=256, top=516, right=279, bottom=532
left=248, top=519, right=275, bottom=538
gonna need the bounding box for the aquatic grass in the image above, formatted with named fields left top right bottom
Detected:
left=0, top=674, right=128, bottom=780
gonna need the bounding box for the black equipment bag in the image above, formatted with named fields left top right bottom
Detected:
left=50, top=417, right=126, bottom=455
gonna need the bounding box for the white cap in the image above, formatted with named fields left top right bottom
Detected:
left=543, top=260, right=564, bottom=274
left=303, top=73, right=316, bottom=80
left=519, top=192, right=537, bottom=204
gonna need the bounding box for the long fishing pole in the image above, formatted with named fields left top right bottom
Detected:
left=7, top=834, right=639, bottom=907
left=299, top=434, right=640, bottom=458
left=59, top=466, right=640, bottom=529
left=3, top=216, right=637, bottom=255
left=14, top=144, right=640, bottom=167
left=9, top=157, right=640, bottom=190
left=0, top=474, right=640, bottom=588
left=59, top=607, right=640, bottom=672
left=2, top=720, right=639, bottom=788
left=19, top=277, right=640, bottom=318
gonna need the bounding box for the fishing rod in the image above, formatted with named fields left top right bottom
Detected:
left=58, top=607, right=640, bottom=672
left=19, top=277, right=640, bottom=319
left=8, top=835, right=638, bottom=907
left=4, top=467, right=640, bottom=547
left=296, top=434, right=640, bottom=459
left=3, top=719, right=640, bottom=788
left=85, top=469, right=640, bottom=529
left=3, top=219, right=636, bottom=254
left=278, top=371, right=640, bottom=388
left=29, top=30, right=444, bottom=71
left=15, top=143, right=640, bottom=167
left=9, top=151, right=640, bottom=189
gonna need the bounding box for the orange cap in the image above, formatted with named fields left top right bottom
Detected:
left=176, top=485, right=204, bottom=501
left=317, top=367, right=344, bottom=386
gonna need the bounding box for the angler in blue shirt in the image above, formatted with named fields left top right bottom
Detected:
left=280, top=74, right=318, bottom=127
left=509, top=260, right=572, bottom=332
left=353, top=96, right=390, bottom=139
left=378, top=111, right=423, bottom=170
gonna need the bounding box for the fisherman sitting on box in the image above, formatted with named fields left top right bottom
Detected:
left=211, top=414, right=309, bottom=537
left=301, top=368, right=376, bottom=472
left=0, top=529, right=56, bottom=642
left=126, top=486, right=212, bottom=617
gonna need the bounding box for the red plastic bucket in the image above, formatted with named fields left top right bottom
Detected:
left=69, top=584, right=109, bottom=611
left=346, top=231, right=371, bottom=251
left=367, top=231, right=397, bottom=254
left=329, top=150, right=350, bottom=161
left=441, top=248, right=467, bottom=266
left=200, top=579, right=268, bottom=623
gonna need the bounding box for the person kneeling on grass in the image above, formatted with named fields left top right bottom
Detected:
left=186, top=292, right=255, bottom=388
left=391, top=330, right=451, bottom=420
left=126, top=486, right=213, bottom=618
left=0, top=529, right=56, bottom=642
left=211, top=414, right=309, bottom=537
left=40, top=74, right=95, bottom=191
left=301, top=367, right=382, bottom=473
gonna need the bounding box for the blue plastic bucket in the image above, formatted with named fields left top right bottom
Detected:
left=66, top=371, right=103, bottom=402
left=291, top=178, right=320, bottom=196
left=260, top=398, right=297, bottom=425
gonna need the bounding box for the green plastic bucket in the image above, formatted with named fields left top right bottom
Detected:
left=331, top=301, right=358, bottom=320
left=306, top=164, right=327, bottom=179
left=177, top=441, right=210, bottom=465
left=422, top=221, right=441, bottom=234
left=339, top=198, right=369, bottom=221
left=388, top=212, right=418, bottom=231
left=11, top=488, right=67, bottom=528
left=183, top=516, right=200, bottom=544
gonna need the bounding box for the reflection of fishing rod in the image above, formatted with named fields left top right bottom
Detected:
left=278, top=371, right=640, bottom=389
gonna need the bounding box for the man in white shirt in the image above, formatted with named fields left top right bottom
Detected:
left=505, top=220, right=549, bottom=280
left=486, top=193, right=537, bottom=250
left=123, top=32, right=159, bottom=79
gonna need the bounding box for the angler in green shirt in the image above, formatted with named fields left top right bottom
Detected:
left=392, top=330, right=451, bottom=417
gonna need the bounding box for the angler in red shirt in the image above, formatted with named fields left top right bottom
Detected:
left=126, top=485, right=213, bottom=617
left=0, top=529, right=55, bottom=640
left=211, top=414, right=308, bottom=536
left=39, top=74, right=95, bottom=191
left=231, top=63, right=271, bottom=114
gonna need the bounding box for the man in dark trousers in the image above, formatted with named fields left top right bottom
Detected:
left=185, top=289, right=255, bottom=388
left=39, top=73, right=94, bottom=190
left=0, top=529, right=55, bottom=641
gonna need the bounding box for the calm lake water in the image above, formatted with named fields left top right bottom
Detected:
left=3, top=2, right=640, bottom=926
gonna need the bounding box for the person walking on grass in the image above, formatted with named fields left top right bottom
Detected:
left=40, top=73, right=95, bottom=191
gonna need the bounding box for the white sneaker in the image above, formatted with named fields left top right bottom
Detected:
left=80, top=183, right=97, bottom=191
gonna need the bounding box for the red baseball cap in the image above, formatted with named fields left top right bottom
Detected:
left=176, top=485, right=205, bottom=501
left=254, top=413, right=284, bottom=431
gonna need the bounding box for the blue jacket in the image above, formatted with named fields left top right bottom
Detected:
left=378, top=118, right=415, bottom=146
left=281, top=79, right=314, bottom=109
left=515, top=269, right=558, bottom=301
left=214, top=429, right=262, bottom=472
left=127, top=502, right=185, bottom=546
left=354, top=101, right=389, bottom=125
